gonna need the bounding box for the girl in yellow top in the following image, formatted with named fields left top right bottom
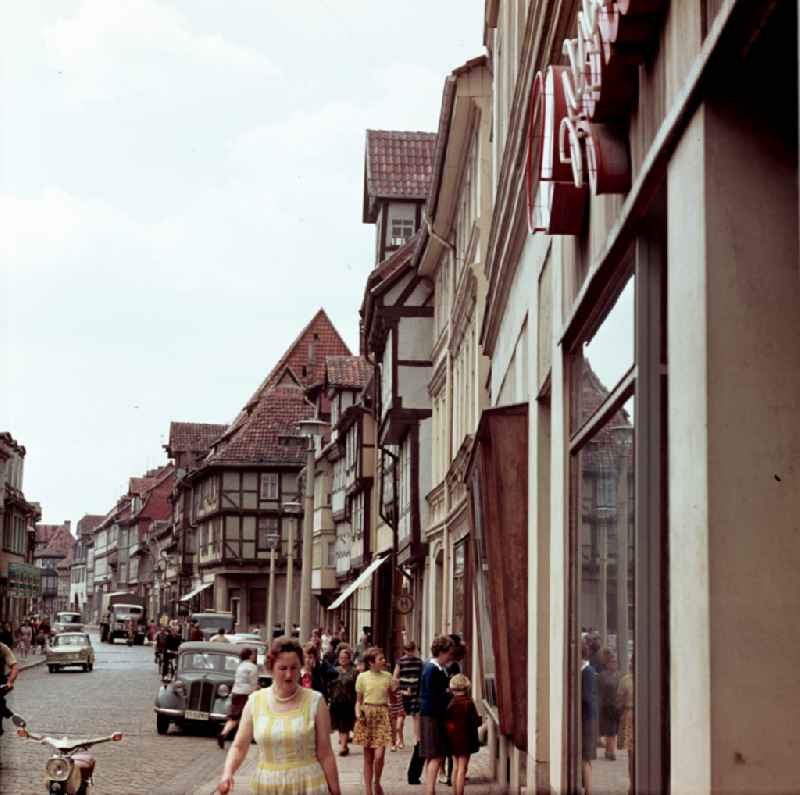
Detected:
left=353, top=646, right=398, bottom=795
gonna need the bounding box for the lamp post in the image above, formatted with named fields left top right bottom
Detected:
left=264, top=527, right=280, bottom=641
left=281, top=501, right=302, bottom=638
left=297, top=418, right=328, bottom=642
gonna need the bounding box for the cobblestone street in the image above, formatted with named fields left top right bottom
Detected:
left=0, top=631, right=218, bottom=794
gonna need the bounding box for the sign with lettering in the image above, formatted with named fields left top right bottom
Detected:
left=527, top=0, right=665, bottom=234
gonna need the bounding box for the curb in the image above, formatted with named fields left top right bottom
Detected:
left=18, top=656, right=46, bottom=673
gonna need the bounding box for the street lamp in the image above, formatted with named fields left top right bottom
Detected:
left=282, top=501, right=302, bottom=638
left=296, top=417, right=328, bottom=642
left=264, top=524, right=281, bottom=642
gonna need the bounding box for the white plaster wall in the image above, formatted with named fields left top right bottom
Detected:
left=398, top=365, right=431, bottom=410
left=548, top=235, right=568, bottom=792
left=398, top=315, right=434, bottom=360
left=667, top=109, right=712, bottom=795
left=417, top=417, right=432, bottom=537
left=490, top=234, right=548, bottom=404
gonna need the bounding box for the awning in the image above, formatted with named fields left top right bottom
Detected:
left=327, top=554, right=390, bottom=611
left=180, top=582, right=213, bottom=602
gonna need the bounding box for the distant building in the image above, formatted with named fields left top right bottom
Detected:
left=71, top=515, right=104, bottom=618
left=0, top=433, right=41, bottom=624
left=33, top=520, right=74, bottom=617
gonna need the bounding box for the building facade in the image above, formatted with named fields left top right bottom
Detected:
left=0, top=433, right=40, bottom=624
left=169, top=310, right=351, bottom=631
left=475, top=1, right=799, bottom=793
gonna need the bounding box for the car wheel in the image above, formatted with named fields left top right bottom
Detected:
left=87, top=662, right=93, bottom=672
left=156, top=714, right=171, bottom=735
left=48, top=665, right=55, bottom=673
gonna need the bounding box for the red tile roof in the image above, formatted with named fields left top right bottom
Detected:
left=76, top=514, right=105, bottom=538
left=35, top=525, right=75, bottom=560
left=325, top=356, right=373, bottom=390
left=206, top=384, right=315, bottom=466
left=363, top=130, right=437, bottom=222
left=129, top=477, right=156, bottom=496
left=219, top=309, right=351, bottom=446
left=167, top=422, right=228, bottom=455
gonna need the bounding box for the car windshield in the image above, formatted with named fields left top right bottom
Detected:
left=179, top=652, right=240, bottom=673
left=52, top=635, right=88, bottom=647
left=193, top=615, right=234, bottom=632
left=56, top=614, right=82, bottom=624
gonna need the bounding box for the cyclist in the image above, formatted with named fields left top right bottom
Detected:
left=161, top=626, right=182, bottom=680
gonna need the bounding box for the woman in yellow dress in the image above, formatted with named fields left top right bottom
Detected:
left=217, top=637, right=341, bottom=795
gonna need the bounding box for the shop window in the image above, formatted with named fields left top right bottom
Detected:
left=566, top=227, right=667, bottom=794
left=452, top=539, right=466, bottom=637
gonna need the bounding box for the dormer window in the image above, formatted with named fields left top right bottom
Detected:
left=390, top=217, right=415, bottom=247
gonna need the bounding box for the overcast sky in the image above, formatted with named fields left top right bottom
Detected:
left=3, top=1, right=484, bottom=526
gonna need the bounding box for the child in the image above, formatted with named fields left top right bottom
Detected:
left=444, top=674, right=482, bottom=795
left=388, top=681, right=406, bottom=750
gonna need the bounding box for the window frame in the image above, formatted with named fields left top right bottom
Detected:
left=564, top=225, right=668, bottom=794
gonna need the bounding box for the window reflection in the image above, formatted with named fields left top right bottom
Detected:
left=578, top=403, right=634, bottom=795
left=573, top=277, right=634, bottom=432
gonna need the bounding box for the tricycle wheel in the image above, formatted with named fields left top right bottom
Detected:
left=156, top=714, right=170, bottom=735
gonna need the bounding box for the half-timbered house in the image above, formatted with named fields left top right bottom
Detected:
left=171, top=310, right=351, bottom=631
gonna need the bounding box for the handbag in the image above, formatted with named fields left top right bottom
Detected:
left=407, top=741, right=425, bottom=784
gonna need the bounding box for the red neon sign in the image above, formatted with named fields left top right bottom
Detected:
left=526, top=0, right=665, bottom=234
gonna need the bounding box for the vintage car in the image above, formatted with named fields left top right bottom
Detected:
left=46, top=632, right=95, bottom=673
left=154, top=641, right=240, bottom=734
left=53, top=611, right=84, bottom=634
left=153, top=641, right=273, bottom=734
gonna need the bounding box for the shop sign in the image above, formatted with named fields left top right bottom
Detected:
left=527, top=0, right=665, bottom=234
left=8, top=562, right=41, bottom=598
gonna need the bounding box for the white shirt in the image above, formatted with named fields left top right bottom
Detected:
left=232, top=660, right=259, bottom=695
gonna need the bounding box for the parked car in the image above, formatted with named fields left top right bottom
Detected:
left=53, top=611, right=84, bottom=634
left=46, top=632, right=95, bottom=673
left=190, top=611, right=235, bottom=641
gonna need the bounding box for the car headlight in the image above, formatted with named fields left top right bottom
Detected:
left=172, top=680, right=185, bottom=694
left=45, top=757, right=73, bottom=781
left=217, top=684, right=230, bottom=697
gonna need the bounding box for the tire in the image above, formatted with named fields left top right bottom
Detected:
left=87, top=662, right=93, bottom=672
left=48, top=665, right=55, bottom=673
left=156, top=714, right=170, bottom=735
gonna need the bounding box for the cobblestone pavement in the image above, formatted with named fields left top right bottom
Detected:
left=194, top=734, right=496, bottom=795
left=0, top=630, right=216, bottom=794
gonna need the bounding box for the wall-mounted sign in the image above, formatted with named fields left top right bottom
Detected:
left=527, top=0, right=665, bottom=235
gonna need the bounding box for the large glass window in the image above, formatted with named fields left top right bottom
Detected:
left=567, top=230, right=667, bottom=795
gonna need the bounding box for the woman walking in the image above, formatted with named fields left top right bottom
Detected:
left=216, top=637, right=341, bottom=795
left=598, top=653, right=620, bottom=760
left=444, top=674, right=482, bottom=795
left=419, top=635, right=454, bottom=795
left=328, top=644, right=357, bottom=756
left=353, top=646, right=397, bottom=795
left=217, top=647, right=258, bottom=748
left=394, top=640, right=424, bottom=747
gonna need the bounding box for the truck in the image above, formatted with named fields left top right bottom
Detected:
left=100, top=592, right=147, bottom=644
left=190, top=610, right=235, bottom=640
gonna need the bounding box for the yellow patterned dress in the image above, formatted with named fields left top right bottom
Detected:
left=249, top=687, right=328, bottom=795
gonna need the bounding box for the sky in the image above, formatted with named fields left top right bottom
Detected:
left=3, top=1, right=485, bottom=526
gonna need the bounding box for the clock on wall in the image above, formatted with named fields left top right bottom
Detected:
left=396, top=594, right=413, bottom=614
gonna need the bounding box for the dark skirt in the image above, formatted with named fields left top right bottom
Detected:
left=419, top=715, right=448, bottom=759
left=599, top=704, right=619, bottom=737
left=582, top=718, right=598, bottom=761
left=226, top=692, right=249, bottom=720
left=330, top=700, right=356, bottom=733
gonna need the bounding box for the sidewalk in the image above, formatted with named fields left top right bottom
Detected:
left=16, top=653, right=46, bottom=673
left=194, top=740, right=496, bottom=795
